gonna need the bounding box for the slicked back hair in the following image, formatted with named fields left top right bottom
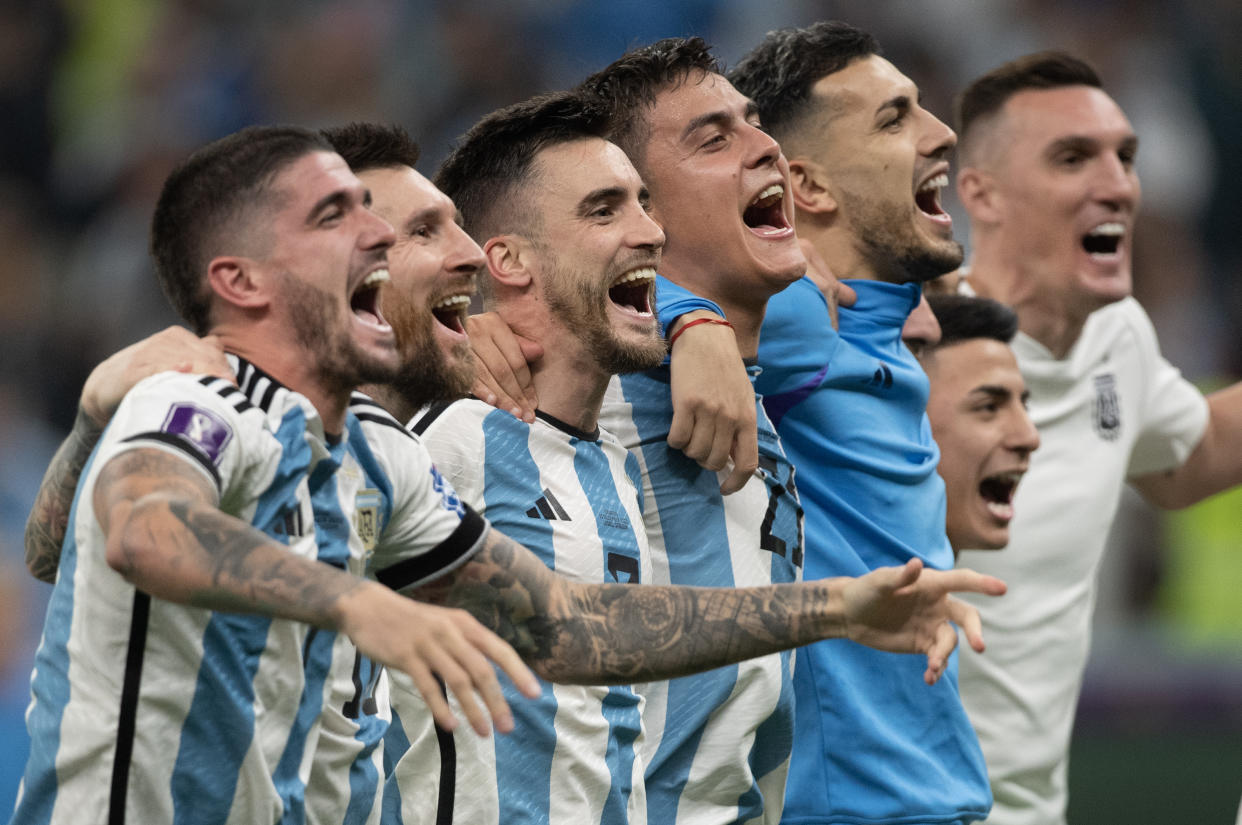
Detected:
left=728, top=21, right=880, bottom=147
left=434, top=90, right=610, bottom=244
left=956, top=51, right=1102, bottom=161
left=151, top=125, right=334, bottom=335
left=926, top=293, right=1019, bottom=350
left=576, top=36, right=721, bottom=169
left=321, top=122, right=421, bottom=174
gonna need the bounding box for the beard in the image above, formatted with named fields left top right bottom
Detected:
left=840, top=188, right=964, bottom=284
left=385, top=295, right=476, bottom=411
left=540, top=253, right=666, bottom=376
left=282, top=273, right=399, bottom=394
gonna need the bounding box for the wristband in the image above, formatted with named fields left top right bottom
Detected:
left=667, top=317, right=734, bottom=350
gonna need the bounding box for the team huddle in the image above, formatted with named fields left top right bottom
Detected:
left=15, top=20, right=1240, bottom=825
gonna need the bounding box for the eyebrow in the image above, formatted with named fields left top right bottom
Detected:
left=876, top=95, right=911, bottom=121
left=576, top=185, right=627, bottom=215
left=1045, top=133, right=1139, bottom=157
left=306, top=188, right=369, bottom=223
left=680, top=101, right=760, bottom=143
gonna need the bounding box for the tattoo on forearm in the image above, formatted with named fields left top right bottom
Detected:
left=25, top=408, right=103, bottom=583
left=421, top=530, right=823, bottom=684
left=157, top=500, right=357, bottom=622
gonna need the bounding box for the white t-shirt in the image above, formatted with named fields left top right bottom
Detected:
left=956, top=296, right=1209, bottom=825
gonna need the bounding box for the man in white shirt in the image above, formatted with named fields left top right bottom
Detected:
left=951, top=51, right=1242, bottom=825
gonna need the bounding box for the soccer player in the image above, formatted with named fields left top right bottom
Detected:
left=723, top=22, right=996, bottom=823
left=918, top=294, right=1040, bottom=552
left=12, top=125, right=540, bottom=825
left=23, top=120, right=1006, bottom=824
left=952, top=51, right=1242, bottom=825
left=382, top=92, right=668, bottom=825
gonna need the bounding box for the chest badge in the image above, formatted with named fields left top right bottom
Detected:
left=1092, top=373, right=1122, bottom=441
left=355, top=488, right=381, bottom=553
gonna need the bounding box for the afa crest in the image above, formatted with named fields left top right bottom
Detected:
left=354, top=488, right=382, bottom=553
left=1092, top=373, right=1121, bottom=441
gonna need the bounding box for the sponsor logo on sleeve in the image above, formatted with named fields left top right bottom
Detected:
left=162, top=403, right=234, bottom=464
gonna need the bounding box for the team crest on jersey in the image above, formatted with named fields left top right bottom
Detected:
left=162, top=403, right=233, bottom=464
left=354, top=489, right=381, bottom=552
left=1092, top=373, right=1122, bottom=441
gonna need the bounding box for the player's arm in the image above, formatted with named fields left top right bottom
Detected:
left=24, top=327, right=233, bottom=583
left=1132, top=382, right=1242, bottom=509
left=413, top=529, right=1006, bottom=687
left=95, top=446, right=539, bottom=736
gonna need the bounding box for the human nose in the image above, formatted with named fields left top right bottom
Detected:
left=361, top=209, right=396, bottom=252
left=1093, top=153, right=1139, bottom=211
left=918, top=108, right=957, bottom=159
left=446, top=222, right=486, bottom=273
left=1006, top=407, right=1041, bottom=456
left=627, top=207, right=665, bottom=253
left=743, top=121, right=782, bottom=169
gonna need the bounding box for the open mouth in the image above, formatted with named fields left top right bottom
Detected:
left=350, top=267, right=390, bottom=327
left=607, top=267, right=656, bottom=316
left=742, top=184, right=791, bottom=235
left=979, top=470, right=1023, bottom=520
left=915, top=173, right=949, bottom=217
left=431, top=294, right=471, bottom=334
left=1081, top=222, right=1124, bottom=257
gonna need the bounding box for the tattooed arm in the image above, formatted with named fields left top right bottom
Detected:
left=24, top=327, right=233, bottom=583
left=25, top=408, right=104, bottom=582
left=414, top=529, right=1006, bottom=687
left=94, top=447, right=539, bottom=735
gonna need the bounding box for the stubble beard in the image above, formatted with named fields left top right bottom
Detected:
left=842, top=189, right=964, bottom=284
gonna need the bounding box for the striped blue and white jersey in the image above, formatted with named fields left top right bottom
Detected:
left=304, top=393, right=490, bottom=825
left=381, top=399, right=650, bottom=825
left=13, top=361, right=483, bottom=825
left=599, top=366, right=803, bottom=825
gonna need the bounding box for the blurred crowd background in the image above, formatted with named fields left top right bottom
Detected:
left=2, top=1, right=1240, bottom=820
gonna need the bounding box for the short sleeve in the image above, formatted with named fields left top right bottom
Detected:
left=754, top=276, right=842, bottom=398
left=1123, top=300, right=1210, bottom=477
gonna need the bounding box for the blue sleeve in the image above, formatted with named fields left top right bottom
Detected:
left=655, top=275, right=724, bottom=331
left=755, top=277, right=841, bottom=400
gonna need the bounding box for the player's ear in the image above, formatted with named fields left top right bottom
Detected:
left=788, top=158, right=838, bottom=216
left=956, top=167, right=1000, bottom=225
left=483, top=236, right=533, bottom=289
left=206, top=257, right=270, bottom=311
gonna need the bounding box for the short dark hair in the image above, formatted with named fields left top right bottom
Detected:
left=926, top=293, right=1019, bottom=349
left=576, top=36, right=721, bottom=168
left=321, top=122, right=421, bottom=174
left=956, top=51, right=1102, bottom=150
left=150, top=125, right=334, bottom=334
left=434, top=90, right=609, bottom=243
left=728, top=21, right=880, bottom=145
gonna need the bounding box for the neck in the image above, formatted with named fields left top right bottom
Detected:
left=658, top=267, right=766, bottom=359
left=218, top=328, right=351, bottom=435
left=967, top=244, right=1089, bottom=359
left=504, top=308, right=610, bottom=433
left=359, top=383, right=416, bottom=425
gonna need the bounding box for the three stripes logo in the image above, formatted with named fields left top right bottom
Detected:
left=526, top=488, right=571, bottom=521
left=868, top=363, right=894, bottom=390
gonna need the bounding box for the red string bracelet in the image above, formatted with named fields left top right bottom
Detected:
left=667, top=317, right=734, bottom=349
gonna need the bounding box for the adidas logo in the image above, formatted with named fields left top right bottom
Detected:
left=526, top=488, right=571, bottom=521
left=868, top=363, right=893, bottom=390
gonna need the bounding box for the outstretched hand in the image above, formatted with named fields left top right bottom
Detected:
left=840, top=558, right=1006, bottom=685
left=339, top=581, right=541, bottom=737
left=82, top=327, right=232, bottom=427
left=466, top=312, right=542, bottom=423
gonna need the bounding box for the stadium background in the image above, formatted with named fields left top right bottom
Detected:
left=1, top=0, right=1239, bottom=820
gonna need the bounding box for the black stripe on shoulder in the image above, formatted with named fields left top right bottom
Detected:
left=349, top=392, right=386, bottom=411
left=354, top=412, right=415, bottom=440
left=374, top=506, right=488, bottom=592
left=109, top=591, right=151, bottom=825
left=410, top=400, right=455, bottom=436
left=121, top=432, right=223, bottom=492
left=231, top=356, right=289, bottom=412
left=211, top=383, right=253, bottom=413
left=259, top=380, right=279, bottom=411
